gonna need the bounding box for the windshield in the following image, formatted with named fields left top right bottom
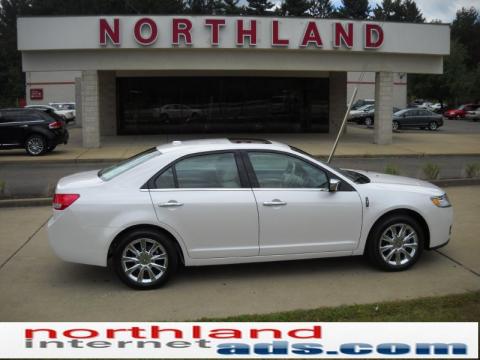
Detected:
left=98, top=147, right=160, bottom=181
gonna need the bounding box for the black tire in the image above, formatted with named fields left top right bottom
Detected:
left=428, top=121, right=438, bottom=131
left=366, top=214, right=424, bottom=271
left=113, top=229, right=178, bottom=290
left=25, top=134, right=47, bottom=156
left=364, top=117, right=373, bottom=127
left=392, top=120, right=400, bottom=131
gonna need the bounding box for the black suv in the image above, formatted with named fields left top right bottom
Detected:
left=0, top=108, right=69, bottom=156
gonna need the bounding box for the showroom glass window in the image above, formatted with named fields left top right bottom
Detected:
left=117, top=76, right=329, bottom=134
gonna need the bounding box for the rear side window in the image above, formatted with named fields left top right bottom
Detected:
left=153, top=152, right=241, bottom=189
left=99, top=148, right=160, bottom=181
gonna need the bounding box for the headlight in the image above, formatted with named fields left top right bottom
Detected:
left=431, top=193, right=451, bottom=208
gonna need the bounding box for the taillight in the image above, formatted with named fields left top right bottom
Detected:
left=48, top=121, right=63, bottom=129
left=53, top=194, right=80, bottom=210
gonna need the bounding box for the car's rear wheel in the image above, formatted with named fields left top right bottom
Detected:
left=428, top=121, right=438, bottom=131
left=364, top=117, right=373, bottom=127
left=392, top=121, right=399, bottom=131
left=366, top=214, right=424, bottom=271
left=113, top=229, right=178, bottom=290
left=25, top=134, right=47, bottom=156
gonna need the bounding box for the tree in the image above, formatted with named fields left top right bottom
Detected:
left=280, top=0, right=310, bottom=16
left=309, top=0, right=334, bottom=18
left=246, top=0, right=274, bottom=15
left=223, top=0, right=242, bottom=15
left=451, top=7, right=480, bottom=67
left=0, top=0, right=33, bottom=107
left=373, top=0, right=424, bottom=22
left=408, top=40, right=470, bottom=106
left=187, top=0, right=224, bottom=14
left=337, top=0, right=370, bottom=19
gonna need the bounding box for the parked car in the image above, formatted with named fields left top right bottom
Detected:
left=48, top=139, right=453, bottom=289
left=351, top=99, right=375, bottom=110
left=466, top=109, right=480, bottom=122
left=154, top=104, right=202, bottom=123
left=25, top=104, right=73, bottom=123
left=0, top=108, right=69, bottom=155
left=348, top=104, right=375, bottom=123
left=49, top=102, right=76, bottom=123
left=429, top=103, right=448, bottom=114
left=443, top=104, right=480, bottom=119
left=393, top=108, right=443, bottom=131
left=349, top=106, right=400, bottom=126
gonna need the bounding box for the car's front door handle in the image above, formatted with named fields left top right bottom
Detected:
left=263, top=199, right=287, bottom=206
left=158, top=201, right=184, bottom=207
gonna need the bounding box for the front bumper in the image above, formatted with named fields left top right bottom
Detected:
left=425, top=206, right=453, bottom=250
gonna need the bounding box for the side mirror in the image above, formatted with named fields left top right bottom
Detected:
left=329, top=178, right=341, bottom=192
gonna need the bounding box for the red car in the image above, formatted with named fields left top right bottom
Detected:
left=444, top=104, right=480, bottom=119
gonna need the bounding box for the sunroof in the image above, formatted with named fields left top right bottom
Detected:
left=229, top=138, right=271, bottom=144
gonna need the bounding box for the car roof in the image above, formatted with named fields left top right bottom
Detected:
left=156, top=138, right=291, bottom=154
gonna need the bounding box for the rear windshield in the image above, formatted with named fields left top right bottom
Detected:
left=98, top=147, right=160, bottom=181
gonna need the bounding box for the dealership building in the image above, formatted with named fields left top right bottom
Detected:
left=17, top=16, right=450, bottom=147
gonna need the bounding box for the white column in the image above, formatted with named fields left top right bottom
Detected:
left=74, top=77, right=82, bottom=127
left=81, top=70, right=100, bottom=148
left=329, top=72, right=347, bottom=136
left=374, top=72, right=394, bottom=145
left=99, top=71, right=117, bottom=136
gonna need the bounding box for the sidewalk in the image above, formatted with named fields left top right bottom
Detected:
left=1, top=125, right=480, bottom=164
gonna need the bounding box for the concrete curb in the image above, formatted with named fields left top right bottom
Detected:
left=0, top=198, right=51, bottom=208
left=1, top=178, right=480, bottom=208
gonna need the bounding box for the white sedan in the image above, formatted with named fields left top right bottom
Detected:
left=48, top=139, right=453, bottom=289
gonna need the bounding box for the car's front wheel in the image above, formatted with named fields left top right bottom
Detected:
left=366, top=214, right=424, bottom=271
left=113, top=229, right=178, bottom=290
left=25, top=134, right=47, bottom=156
left=364, top=117, right=373, bottom=127
left=392, top=120, right=399, bottom=131
left=428, top=121, right=438, bottom=131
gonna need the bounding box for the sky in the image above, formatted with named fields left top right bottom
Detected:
left=266, top=0, right=480, bottom=23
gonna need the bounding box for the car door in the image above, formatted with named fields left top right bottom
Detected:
left=0, top=111, right=25, bottom=145
left=149, top=151, right=259, bottom=259
left=245, top=151, right=363, bottom=255
left=402, top=110, right=418, bottom=127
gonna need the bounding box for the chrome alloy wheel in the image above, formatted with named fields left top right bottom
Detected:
left=27, top=137, right=44, bottom=155
left=121, top=238, right=168, bottom=284
left=379, top=223, right=418, bottom=266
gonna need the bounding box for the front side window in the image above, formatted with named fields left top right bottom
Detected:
left=248, top=152, right=328, bottom=189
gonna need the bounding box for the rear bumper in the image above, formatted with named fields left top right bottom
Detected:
left=49, top=129, right=69, bottom=146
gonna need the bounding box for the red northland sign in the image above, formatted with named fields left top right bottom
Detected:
left=99, top=17, right=384, bottom=49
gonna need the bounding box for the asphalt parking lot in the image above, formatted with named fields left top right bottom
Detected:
left=0, top=186, right=479, bottom=322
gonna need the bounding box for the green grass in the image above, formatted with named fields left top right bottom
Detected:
left=200, top=291, right=480, bottom=322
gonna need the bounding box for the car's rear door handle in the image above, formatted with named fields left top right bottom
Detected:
left=158, top=201, right=184, bottom=207
left=263, top=199, right=287, bottom=206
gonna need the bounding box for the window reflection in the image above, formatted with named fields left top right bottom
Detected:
left=118, top=77, right=329, bottom=134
